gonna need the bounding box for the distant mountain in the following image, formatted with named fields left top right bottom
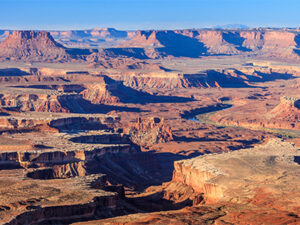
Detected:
left=50, top=28, right=135, bottom=48
left=213, top=24, right=250, bottom=29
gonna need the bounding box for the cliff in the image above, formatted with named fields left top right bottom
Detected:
left=110, top=66, right=293, bottom=91
left=120, top=29, right=300, bottom=60
left=79, top=139, right=300, bottom=225
left=270, top=96, right=300, bottom=115
left=163, top=139, right=300, bottom=206
left=0, top=93, right=70, bottom=113
left=0, top=171, right=121, bottom=225
left=80, top=75, right=191, bottom=104
left=1, top=29, right=300, bottom=62
left=0, top=31, right=68, bottom=62
left=212, top=96, right=300, bottom=130
left=124, top=117, right=173, bottom=147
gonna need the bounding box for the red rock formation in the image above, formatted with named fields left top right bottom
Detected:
left=1, top=29, right=300, bottom=62
left=0, top=143, right=139, bottom=169
left=124, top=117, right=173, bottom=146
left=1, top=172, right=120, bottom=225
left=80, top=75, right=184, bottom=104
left=212, top=96, right=300, bottom=130
left=0, top=31, right=68, bottom=62
left=121, top=30, right=163, bottom=48
left=80, top=77, right=121, bottom=104
left=268, top=96, right=300, bottom=129
left=189, top=30, right=239, bottom=54
left=121, top=29, right=300, bottom=60
left=163, top=139, right=300, bottom=208
left=0, top=93, right=69, bottom=112
left=111, top=66, right=292, bottom=90
left=52, top=162, right=87, bottom=178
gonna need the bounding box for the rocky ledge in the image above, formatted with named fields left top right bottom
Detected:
left=0, top=170, right=122, bottom=225
left=163, top=139, right=300, bottom=208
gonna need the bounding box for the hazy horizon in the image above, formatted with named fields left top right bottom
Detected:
left=1, top=25, right=300, bottom=32
left=1, top=0, right=300, bottom=30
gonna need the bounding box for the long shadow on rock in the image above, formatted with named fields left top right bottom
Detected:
left=103, top=76, right=194, bottom=104
left=26, top=150, right=202, bottom=196
left=12, top=84, right=86, bottom=93
left=293, top=48, right=300, bottom=56
left=66, top=48, right=98, bottom=58
left=125, top=190, right=194, bottom=212
left=173, top=136, right=229, bottom=143
left=84, top=152, right=163, bottom=188
left=0, top=68, right=30, bottom=76
left=111, top=87, right=193, bottom=104
left=84, top=151, right=203, bottom=189
left=205, top=70, right=253, bottom=88
left=294, top=34, right=300, bottom=48
left=235, top=139, right=261, bottom=146
left=203, top=69, right=295, bottom=88
left=57, top=96, right=143, bottom=114
left=181, top=103, right=233, bottom=120
left=104, top=48, right=149, bottom=59
left=294, top=156, right=300, bottom=165
left=156, top=31, right=208, bottom=58
left=222, top=32, right=252, bottom=52
left=153, top=151, right=203, bottom=183
left=295, top=100, right=300, bottom=109
left=252, top=71, right=294, bottom=82
left=78, top=99, right=144, bottom=113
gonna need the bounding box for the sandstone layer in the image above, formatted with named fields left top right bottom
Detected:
left=0, top=28, right=300, bottom=225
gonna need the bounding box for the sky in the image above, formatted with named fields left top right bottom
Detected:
left=0, top=0, right=300, bottom=30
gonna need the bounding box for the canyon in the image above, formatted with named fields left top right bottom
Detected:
left=0, top=29, right=299, bottom=224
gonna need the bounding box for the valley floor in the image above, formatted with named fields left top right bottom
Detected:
left=0, top=55, right=299, bottom=225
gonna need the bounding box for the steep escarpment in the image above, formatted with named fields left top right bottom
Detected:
left=0, top=112, right=166, bottom=187
left=5, top=195, right=118, bottom=225
left=0, top=91, right=105, bottom=114
left=0, top=93, right=70, bottom=113
left=0, top=114, right=119, bottom=131
left=121, top=29, right=300, bottom=60
left=212, top=96, right=300, bottom=130
left=0, top=87, right=141, bottom=114
left=270, top=96, right=300, bottom=115
left=86, top=56, right=166, bottom=70
left=0, top=171, right=124, bottom=225
left=267, top=96, right=300, bottom=129
left=72, top=139, right=300, bottom=225
left=81, top=75, right=192, bottom=104
left=1, top=29, right=300, bottom=63
left=123, top=117, right=173, bottom=147
left=0, top=30, right=155, bottom=64
left=0, top=142, right=139, bottom=168
left=26, top=162, right=88, bottom=179
left=0, top=31, right=69, bottom=62
left=80, top=76, right=144, bottom=104
left=1, top=29, right=300, bottom=62
left=166, top=159, right=224, bottom=204
left=163, top=139, right=300, bottom=207
left=49, top=116, right=119, bottom=131
left=122, top=30, right=208, bottom=58
left=0, top=128, right=162, bottom=187
left=111, top=66, right=294, bottom=90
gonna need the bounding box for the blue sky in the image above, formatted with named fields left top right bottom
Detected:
left=0, top=0, right=299, bottom=30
